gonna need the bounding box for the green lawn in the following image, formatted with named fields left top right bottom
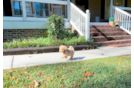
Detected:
left=3, top=55, right=131, bottom=88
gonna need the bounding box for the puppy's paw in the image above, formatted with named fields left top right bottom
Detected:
left=69, top=56, right=73, bottom=60
left=65, top=56, right=67, bottom=59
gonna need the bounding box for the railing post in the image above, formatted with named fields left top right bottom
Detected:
left=67, top=0, right=70, bottom=21
left=110, top=0, right=113, bottom=17
left=22, top=0, right=27, bottom=21
left=85, top=10, right=90, bottom=41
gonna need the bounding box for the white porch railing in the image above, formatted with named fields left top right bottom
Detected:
left=70, top=2, right=90, bottom=41
left=111, top=6, right=131, bottom=34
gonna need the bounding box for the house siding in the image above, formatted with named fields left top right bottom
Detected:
left=127, top=0, right=134, bottom=14
left=88, top=0, right=101, bottom=22
left=127, top=0, right=131, bottom=7
left=71, top=0, right=101, bottom=22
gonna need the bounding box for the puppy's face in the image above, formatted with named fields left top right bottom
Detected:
left=59, top=45, right=67, bottom=52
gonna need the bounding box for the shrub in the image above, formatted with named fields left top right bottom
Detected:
left=47, top=14, right=65, bottom=39
left=47, top=14, right=78, bottom=39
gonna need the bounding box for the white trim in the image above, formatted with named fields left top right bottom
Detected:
left=25, top=0, right=68, bottom=5
left=131, top=31, right=134, bottom=34
left=120, top=26, right=131, bottom=34
left=3, top=17, right=23, bottom=21
left=22, top=0, right=27, bottom=21
left=3, top=21, right=71, bottom=29
left=90, top=22, right=109, bottom=25
left=113, top=6, right=131, bottom=11
left=67, top=0, right=70, bottom=21
left=26, top=17, right=68, bottom=21
left=3, top=17, right=68, bottom=22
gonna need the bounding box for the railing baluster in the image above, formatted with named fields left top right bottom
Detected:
left=70, top=2, right=90, bottom=39
left=125, top=15, right=127, bottom=29
left=112, top=6, right=131, bottom=34
left=129, top=16, right=130, bottom=31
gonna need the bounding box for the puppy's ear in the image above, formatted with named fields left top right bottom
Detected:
left=63, top=46, right=67, bottom=51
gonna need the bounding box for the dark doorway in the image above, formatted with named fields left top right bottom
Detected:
left=75, top=0, right=88, bottom=12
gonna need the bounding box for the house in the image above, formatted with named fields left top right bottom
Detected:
left=3, top=0, right=131, bottom=46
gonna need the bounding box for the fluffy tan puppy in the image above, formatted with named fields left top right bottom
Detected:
left=59, top=45, right=74, bottom=60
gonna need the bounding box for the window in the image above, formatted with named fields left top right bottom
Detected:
left=24, top=2, right=33, bottom=16
left=52, top=5, right=62, bottom=16
left=12, top=1, right=33, bottom=16
left=34, top=3, right=49, bottom=17
left=13, top=1, right=22, bottom=16
left=11, top=0, right=67, bottom=18
left=51, top=4, right=67, bottom=18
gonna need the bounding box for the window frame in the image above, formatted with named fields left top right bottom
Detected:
left=32, top=2, right=50, bottom=18
left=10, top=0, right=67, bottom=18
left=52, top=4, right=63, bottom=16
left=11, top=0, right=33, bottom=17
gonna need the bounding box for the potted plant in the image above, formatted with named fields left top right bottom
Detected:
left=109, top=17, right=114, bottom=26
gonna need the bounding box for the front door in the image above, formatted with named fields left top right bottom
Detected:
left=105, top=0, right=125, bottom=19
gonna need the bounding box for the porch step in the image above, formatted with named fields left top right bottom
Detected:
left=94, top=39, right=131, bottom=46
left=92, top=35, right=131, bottom=42
left=90, top=28, right=122, bottom=32
left=90, top=31, right=128, bottom=37
left=107, top=43, right=131, bottom=47
left=90, top=25, right=111, bottom=28
left=90, top=25, right=131, bottom=46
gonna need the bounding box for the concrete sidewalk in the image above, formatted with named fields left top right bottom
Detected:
left=3, top=46, right=131, bottom=70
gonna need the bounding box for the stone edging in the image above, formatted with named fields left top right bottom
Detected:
left=3, top=45, right=97, bottom=55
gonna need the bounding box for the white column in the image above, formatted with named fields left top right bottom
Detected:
left=67, top=0, right=70, bottom=21
left=85, top=10, right=90, bottom=41
left=22, top=0, right=27, bottom=21
left=110, top=0, right=113, bottom=17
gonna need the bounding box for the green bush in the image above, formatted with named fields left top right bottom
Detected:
left=47, top=14, right=65, bottom=39
left=47, top=14, right=78, bottom=39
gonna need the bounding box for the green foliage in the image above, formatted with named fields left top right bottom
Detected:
left=47, top=14, right=65, bottom=39
left=46, top=14, right=78, bottom=39
left=3, top=36, right=94, bottom=49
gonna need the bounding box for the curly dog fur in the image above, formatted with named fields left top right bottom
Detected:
left=59, top=45, right=74, bottom=60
